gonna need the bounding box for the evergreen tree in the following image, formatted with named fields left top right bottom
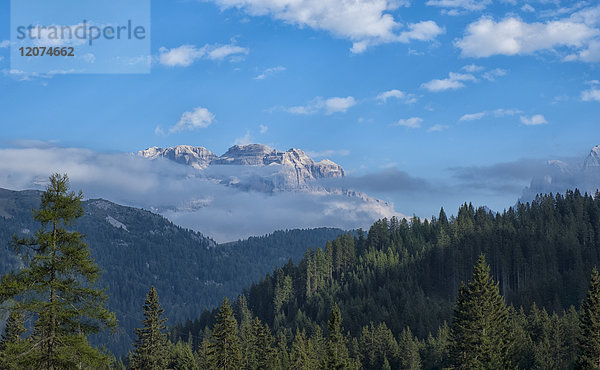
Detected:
left=398, top=327, right=421, bottom=370
left=448, top=254, right=512, bottom=369
left=169, top=340, right=199, bottom=370
left=131, top=286, right=169, bottom=369
left=0, top=173, right=116, bottom=369
left=326, top=304, right=350, bottom=369
left=577, top=268, right=600, bottom=369
left=0, top=308, right=29, bottom=369
left=290, top=329, right=310, bottom=370
left=0, top=308, right=26, bottom=350
left=254, top=319, right=275, bottom=369
left=275, top=331, right=290, bottom=369
left=209, top=297, right=242, bottom=369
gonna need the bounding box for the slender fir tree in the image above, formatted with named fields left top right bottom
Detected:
left=0, top=173, right=116, bottom=369
left=448, top=254, right=512, bottom=369
left=209, top=297, right=242, bottom=369
left=0, top=308, right=28, bottom=369
left=577, top=267, right=600, bottom=369
left=131, top=286, right=169, bottom=369
left=326, top=303, right=350, bottom=369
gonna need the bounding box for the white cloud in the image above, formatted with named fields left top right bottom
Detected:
left=259, top=124, right=268, bottom=134
left=493, top=108, right=521, bottom=117
left=169, top=107, right=216, bottom=133
left=254, top=66, right=286, bottom=80
left=459, top=108, right=522, bottom=122
left=0, top=40, right=10, bottom=48
left=482, top=68, right=507, bottom=81
left=1, top=68, right=74, bottom=82
left=234, top=131, right=253, bottom=145
left=462, top=64, right=484, bottom=72
left=324, top=97, right=356, bottom=114
left=208, top=0, right=441, bottom=53
left=397, top=21, right=445, bottom=43
left=208, top=45, right=249, bottom=60
left=582, top=87, right=600, bottom=101
left=158, top=43, right=249, bottom=67
left=0, top=56, right=4, bottom=62
left=428, top=124, right=449, bottom=132
left=426, top=0, right=491, bottom=11
left=375, top=89, right=417, bottom=103
left=393, top=117, right=423, bottom=128
left=521, top=4, right=535, bottom=12
left=460, top=112, right=486, bottom=121
left=421, top=72, right=476, bottom=92
left=154, top=126, right=165, bottom=136
left=286, top=96, right=356, bottom=115
left=159, top=45, right=205, bottom=67
left=455, top=13, right=600, bottom=60
left=520, top=114, right=548, bottom=125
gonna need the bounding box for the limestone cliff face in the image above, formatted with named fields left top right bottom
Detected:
left=138, top=145, right=217, bottom=170
left=139, top=143, right=345, bottom=191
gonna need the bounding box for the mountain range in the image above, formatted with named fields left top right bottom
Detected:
left=521, top=144, right=600, bottom=201
left=138, top=144, right=345, bottom=192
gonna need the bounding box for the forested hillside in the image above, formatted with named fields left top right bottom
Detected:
left=0, top=187, right=345, bottom=355
left=172, top=189, right=600, bottom=369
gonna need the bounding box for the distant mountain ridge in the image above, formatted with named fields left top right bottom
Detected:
left=521, top=144, right=600, bottom=201
left=138, top=144, right=345, bottom=191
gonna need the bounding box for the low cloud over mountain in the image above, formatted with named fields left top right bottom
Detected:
left=0, top=143, right=399, bottom=242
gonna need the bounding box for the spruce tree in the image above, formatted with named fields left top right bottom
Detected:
left=131, top=286, right=169, bottom=369
left=326, top=303, right=350, bottom=369
left=0, top=173, right=116, bottom=369
left=290, top=328, right=310, bottom=370
left=0, top=308, right=28, bottom=369
left=448, top=254, right=512, bottom=369
left=577, top=267, right=600, bottom=369
left=0, top=308, right=26, bottom=350
left=209, top=297, right=242, bottom=369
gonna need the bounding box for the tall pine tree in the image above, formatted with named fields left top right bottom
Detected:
left=577, top=267, right=600, bottom=369
left=131, top=286, right=169, bottom=369
left=448, top=254, right=512, bottom=369
left=0, top=173, right=116, bottom=369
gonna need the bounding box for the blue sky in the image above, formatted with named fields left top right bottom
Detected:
left=1, top=0, right=600, bottom=218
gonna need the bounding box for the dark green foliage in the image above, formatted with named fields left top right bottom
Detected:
left=209, top=297, right=242, bottom=369
left=169, top=340, right=199, bottom=370
left=131, top=286, right=169, bottom=369
left=0, top=308, right=26, bottom=349
left=398, top=327, right=421, bottom=370
left=0, top=308, right=28, bottom=369
left=326, top=304, right=350, bottom=369
left=449, top=254, right=512, bottom=369
left=172, top=190, right=600, bottom=369
left=0, top=174, right=116, bottom=369
left=0, top=187, right=344, bottom=356
left=577, top=268, right=600, bottom=369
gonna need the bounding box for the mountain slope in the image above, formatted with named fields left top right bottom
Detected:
left=0, top=187, right=346, bottom=355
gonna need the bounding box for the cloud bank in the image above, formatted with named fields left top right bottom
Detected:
left=0, top=145, right=397, bottom=242
left=208, top=0, right=442, bottom=53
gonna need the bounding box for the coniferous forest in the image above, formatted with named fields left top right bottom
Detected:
left=2, top=175, right=600, bottom=369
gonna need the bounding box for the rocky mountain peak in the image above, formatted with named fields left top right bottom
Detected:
left=138, top=143, right=345, bottom=191
left=138, top=145, right=217, bottom=169
left=583, top=145, right=600, bottom=169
